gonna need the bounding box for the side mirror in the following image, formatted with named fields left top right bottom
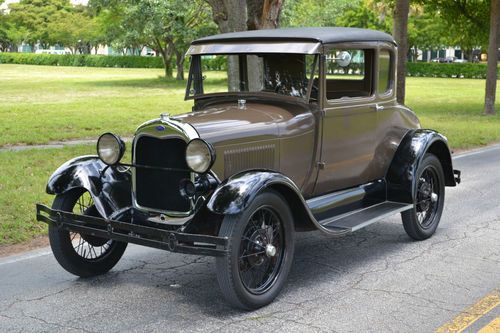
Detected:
left=336, top=51, right=352, bottom=67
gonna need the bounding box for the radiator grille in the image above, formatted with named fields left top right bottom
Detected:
left=224, top=144, right=276, bottom=178
left=134, top=136, right=191, bottom=212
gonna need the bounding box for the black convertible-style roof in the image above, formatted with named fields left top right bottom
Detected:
left=192, top=27, right=396, bottom=45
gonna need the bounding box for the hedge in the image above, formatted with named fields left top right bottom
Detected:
left=406, top=62, right=498, bottom=79
left=0, top=52, right=164, bottom=68
left=1, top=52, right=498, bottom=79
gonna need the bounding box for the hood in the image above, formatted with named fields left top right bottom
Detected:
left=172, top=102, right=293, bottom=146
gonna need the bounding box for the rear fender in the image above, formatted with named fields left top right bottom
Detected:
left=46, top=155, right=132, bottom=219
left=386, top=129, right=457, bottom=204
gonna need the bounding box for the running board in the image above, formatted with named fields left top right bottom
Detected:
left=318, top=201, right=413, bottom=233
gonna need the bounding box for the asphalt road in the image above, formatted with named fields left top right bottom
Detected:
left=1, top=145, right=499, bottom=333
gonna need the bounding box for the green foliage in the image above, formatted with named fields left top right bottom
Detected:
left=421, top=0, right=490, bottom=52
left=406, top=62, right=497, bottom=79
left=201, top=56, right=228, bottom=71
left=336, top=0, right=392, bottom=33
left=0, top=52, right=164, bottom=68
left=90, top=0, right=216, bottom=78
left=4, top=0, right=104, bottom=53
left=281, top=0, right=359, bottom=27
left=46, top=7, right=101, bottom=53
left=6, top=0, right=74, bottom=48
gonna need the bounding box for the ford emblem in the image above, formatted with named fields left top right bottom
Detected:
left=156, top=125, right=166, bottom=131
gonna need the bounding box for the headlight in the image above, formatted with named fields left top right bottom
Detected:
left=185, top=138, right=215, bottom=173
left=97, top=133, right=125, bottom=165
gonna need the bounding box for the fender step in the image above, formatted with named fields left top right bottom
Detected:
left=319, top=201, right=412, bottom=233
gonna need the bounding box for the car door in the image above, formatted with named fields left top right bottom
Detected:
left=313, top=45, right=381, bottom=195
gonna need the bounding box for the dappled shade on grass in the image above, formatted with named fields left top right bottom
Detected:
left=0, top=64, right=499, bottom=246
left=0, top=64, right=498, bottom=148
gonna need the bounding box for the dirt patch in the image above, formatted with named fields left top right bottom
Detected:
left=0, top=236, right=49, bottom=258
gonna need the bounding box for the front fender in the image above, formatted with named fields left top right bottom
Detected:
left=386, top=129, right=457, bottom=204
left=206, top=170, right=303, bottom=215
left=47, top=155, right=132, bottom=219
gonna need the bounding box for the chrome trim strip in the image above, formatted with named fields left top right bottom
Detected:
left=186, top=42, right=322, bottom=55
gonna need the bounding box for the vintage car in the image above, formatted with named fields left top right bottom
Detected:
left=36, top=27, right=461, bottom=310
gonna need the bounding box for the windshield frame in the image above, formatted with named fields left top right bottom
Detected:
left=184, top=53, right=320, bottom=104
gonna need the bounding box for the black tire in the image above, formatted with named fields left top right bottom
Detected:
left=48, top=188, right=127, bottom=277
left=215, top=190, right=295, bottom=310
left=402, top=153, right=445, bottom=240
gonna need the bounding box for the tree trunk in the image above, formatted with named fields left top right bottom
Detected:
left=484, top=0, right=499, bottom=115
left=206, top=0, right=247, bottom=90
left=206, top=0, right=247, bottom=33
left=393, top=0, right=410, bottom=104
left=175, top=50, right=185, bottom=80
left=161, top=53, right=173, bottom=78
left=206, top=0, right=284, bottom=90
left=247, top=0, right=284, bottom=30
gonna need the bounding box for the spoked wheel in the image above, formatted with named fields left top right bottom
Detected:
left=402, top=153, right=445, bottom=240
left=238, top=207, right=284, bottom=294
left=48, top=188, right=127, bottom=277
left=216, top=190, right=295, bottom=310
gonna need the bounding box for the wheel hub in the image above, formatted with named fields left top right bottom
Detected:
left=265, top=244, right=277, bottom=257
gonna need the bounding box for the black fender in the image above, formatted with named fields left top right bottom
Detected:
left=46, top=155, right=132, bottom=219
left=386, top=129, right=457, bottom=204
left=206, top=170, right=318, bottom=231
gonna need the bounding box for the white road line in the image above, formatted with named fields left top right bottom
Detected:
left=0, top=248, right=52, bottom=266
left=453, top=143, right=500, bottom=160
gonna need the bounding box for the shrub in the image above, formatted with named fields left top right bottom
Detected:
left=406, top=62, right=498, bottom=79
left=0, top=52, right=164, bottom=69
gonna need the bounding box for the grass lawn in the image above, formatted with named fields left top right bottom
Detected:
left=0, top=64, right=498, bottom=246
left=0, top=64, right=499, bottom=148
left=406, top=77, right=500, bottom=149
left=0, top=145, right=92, bottom=244
left=1, top=65, right=197, bottom=145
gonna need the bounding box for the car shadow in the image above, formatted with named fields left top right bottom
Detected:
left=75, top=220, right=413, bottom=317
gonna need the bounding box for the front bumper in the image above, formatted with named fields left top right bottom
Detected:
left=454, top=169, right=461, bottom=184
left=36, top=204, right=228, bottom=257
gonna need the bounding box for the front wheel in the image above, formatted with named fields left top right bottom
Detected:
left=401, top=153, right=445, bottom=240
left=216, top=190, right=295, bottom=310
left=48, top=188, right=127, bottom=277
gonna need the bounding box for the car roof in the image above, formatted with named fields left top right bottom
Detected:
left=192, top=27, right=396, bottom=46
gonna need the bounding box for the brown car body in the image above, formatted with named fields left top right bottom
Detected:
left=38, top=27, right=460, bottom=310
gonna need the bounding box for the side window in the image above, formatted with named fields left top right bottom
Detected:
left=378, top=49, right=392, bottom=94
left=325, top=49, right=374, bottom=100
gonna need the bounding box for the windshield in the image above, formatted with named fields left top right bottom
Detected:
left=186, top=53, right=319, bottom=102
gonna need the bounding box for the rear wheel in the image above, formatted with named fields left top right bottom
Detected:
left=48, top=189, right=127, bottom=277
left=401, top=154, right=445, bottom=240
left=216, top=190, right=295, bottom=310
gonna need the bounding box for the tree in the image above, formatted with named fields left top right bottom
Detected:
left=484, top=0, right=499, bottom=115
left=281, top=0, right=356, bottom=27
left=422, top=0, right=490, bottom=61
left=336, top=0, right=392, bottom=33
left=91, top=0, right=214, bottom=79
left=46, top=9, right=100, bottom=54
left=393, top=0, right=410, bottom=104
left=7, top=0, right=73, bottom=50
left=0, top=0, right=11, bottom=51
left=206, top=0, right=285, bottom=32
left=205, top=0, right=285, bottom=89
